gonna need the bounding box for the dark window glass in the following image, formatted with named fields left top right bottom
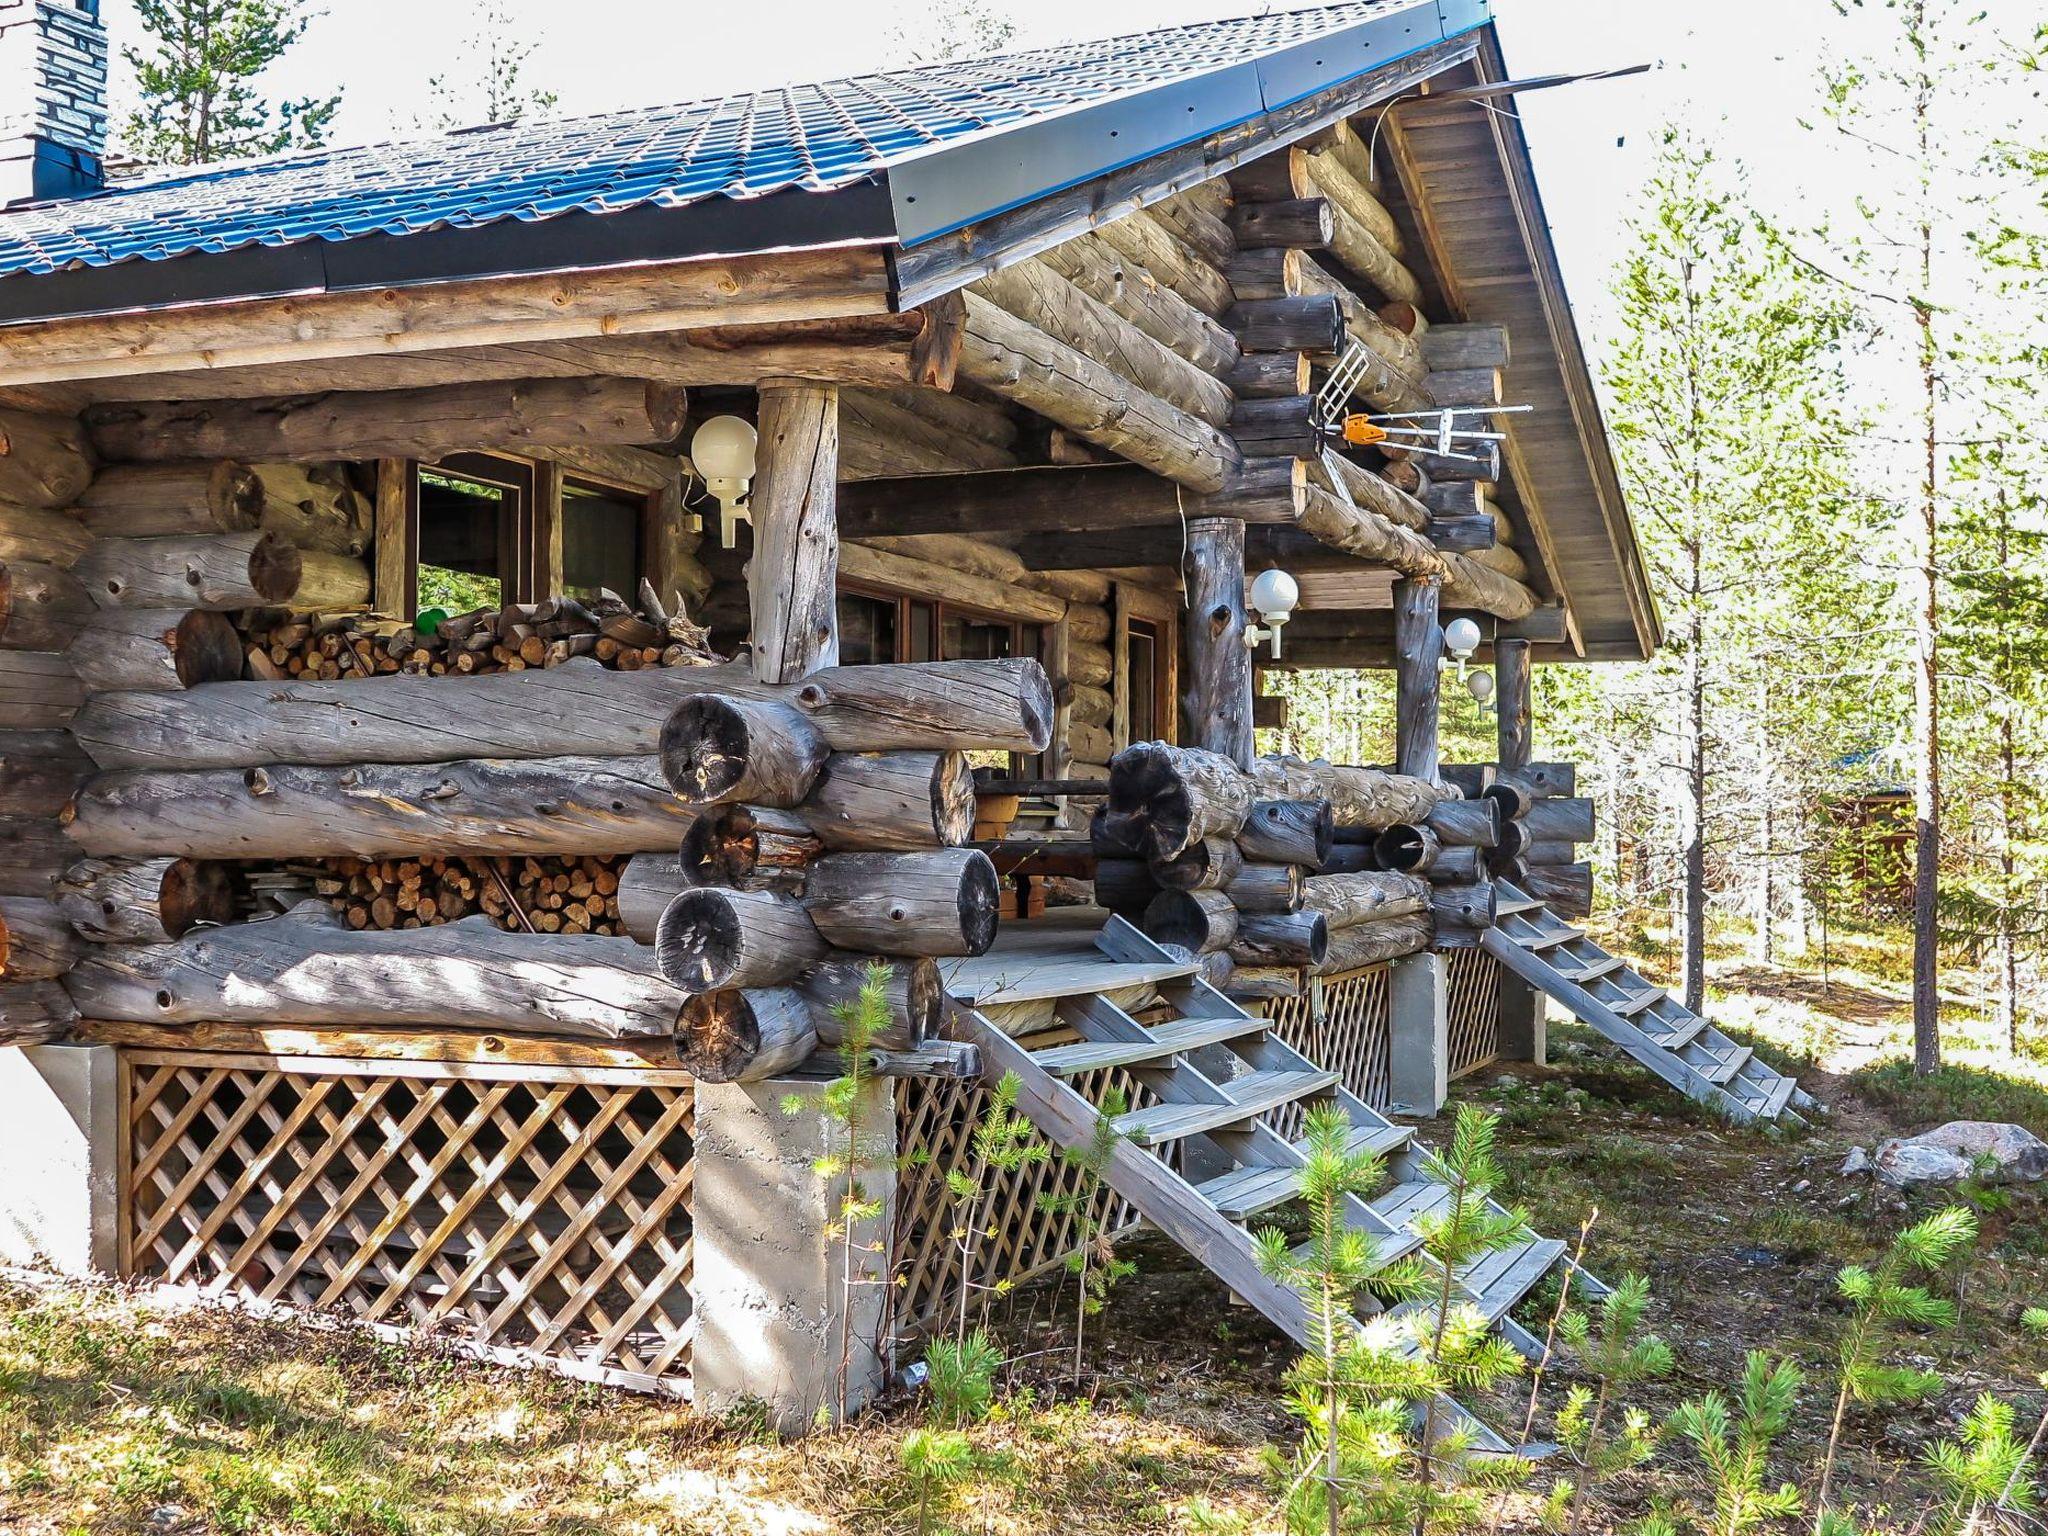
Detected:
left=907, top=600, right=938, bottom=662
left=1128, top=618, right=1160, bottom=744
left=561, top=478, right=644, bottom=601
left=942, top=612, right=1017, bottom=661
left=837, top=591, right=898, bottom=665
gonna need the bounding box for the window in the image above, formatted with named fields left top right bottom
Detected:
left=1128, top=617, right=1162, bottom=744
left=416, top=454, right=533, bottom=612
left=560, top=475, right=650, bottom=602
left=836, top=585, right=1043, bottom=770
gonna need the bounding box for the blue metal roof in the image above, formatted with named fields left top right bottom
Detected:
left=0, top=0, right=1484, bottom=284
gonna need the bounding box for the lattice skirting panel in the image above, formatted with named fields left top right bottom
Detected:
left=894, top=1060, right=1149, bottom=1343
left=1446, top=948, right=1502, bottom=1080
left=118, top=1051, right=697, bottom=1395
left=1260, top=965, right=1393, bottom=1111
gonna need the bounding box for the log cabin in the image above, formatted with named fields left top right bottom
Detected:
left=0, top=0, right=1812, bottom=1439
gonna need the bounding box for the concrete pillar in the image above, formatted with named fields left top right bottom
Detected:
left=1494, top=636, right=1545, bottom=1064
left=1387, top=951, right=1448, bottom=1118
left=0, top=1044, right=121, bottom=1274
left=1497, top=982, right=1547, bottom=1068
left=689, top=1075, right=897, bottom=1432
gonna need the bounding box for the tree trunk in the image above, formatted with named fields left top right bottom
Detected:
left=52, top=854, right=235, bottom=942
left=66, top=609, right=243, bottom=692
left=658, top=694, right=830, bottom=806
left=1181, top=518, right=1254, bottom=769
left=70, top=655, right=1055, bottom=770
left=63, top=903, right=691, bottom=1038
left=800, top=847, right=999, bottom=957
left=655, top=886, right=826, bottom=992
left=66, top=755, right=698, bottom=859
left=676, top=988, right=818, bottom=1082
left=1142, top=887, right=1240, bottom=954
left=1237, top=797, right=1333, bottom=868
left=1910, top=198, right=1942, bottom=1075
left=1681, top=548, right=1707, bottom=1015
left=749, top=381, right=840, bottom=685
left=1393, top=576, right=1442, bottom=783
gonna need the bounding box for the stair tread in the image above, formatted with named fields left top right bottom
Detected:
left=1032, top=1015, right=1265, bottom=1075
left=1196, top=1125, right=1414, bottom=1220
left=1113, top=1070, right=1338, bottom=1145
left=943, top=956, right=1196, bottom=1006
left=1369, top=1178, right=1454, bottom=1228
left=1699, top=1044, right=1753, bottom=1084
left=1758, top=1073, right=1799, bottom=1119
left=1558, top=955, right=1627, bottom=983
left=1495, top=895, right=1546, bottom=916
left=1651, top=1016, right=1707, bottom=1051
left=1516, top=925, right=1585, bottom=951
left=1606, top=986, right=1665, bottom=1018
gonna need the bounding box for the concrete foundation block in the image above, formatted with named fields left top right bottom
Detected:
left=1496, top=976, right=1548, bottom=1066
left=0, top=1044, right=121, bottom=1275
left=688, top=1076, right=898, bottom=1432
left=1388, top=951, right=1448, bottom=1117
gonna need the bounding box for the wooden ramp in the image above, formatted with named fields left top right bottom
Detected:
left=945, top=915, right=1592, bottom=1453
left=1483, top=882, right=1815, bottom=1126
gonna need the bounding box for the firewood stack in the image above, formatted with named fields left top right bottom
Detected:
left=1092, top=743, right=1458, bottom=1000
left=313, top=853, right=628, bottom=935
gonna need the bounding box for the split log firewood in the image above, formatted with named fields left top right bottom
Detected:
left=62, top=902, right=691, bottom=1038
left=798, top=954, right=941, bottom=1049
left=72, top=461, right=264, bottom=539
left=1236, top=797, right=1334, bottom=867
left=65, top=755, right=697, bottom=859
left=0, top=894, right=86, bottom=979
left=0, top=979, right=77, bottom=1044
left=315, top=851, right=626, bottom=935
left=0, top=502, right=95, bottom=567
left=1223, top=861, right=1304, bottom=913
left=658, top=694, right=829, bottom=806
left=53, top=855, right=234, bottom=942
left=1300, top=871, right=1430, bottom=927
left=1106, top=742, right=1254, bottom=861
left=680, top=803, right=822, bottom=889
left=66, top=609, right=242, bottom=692
left=802, top=847, right=999, bottom=957
left=1228, top=909, right=1329, bottom=968
left=796, top=750, right=974, bottom=850
left=71, top=530, right=369, bottom=612
left=86, top=378, right=689, bottom=464
left=1313, top=913, right=1431, bottom=976
left=0, top=560, right=92, bottom=650
left=677, top=988, right=819, bottom=1082
left=617, top=852, right=690, bottom=942
left=1247, top=755, right=1443, bottom=830
left=71, top=655, right=1055, bottom=771
left=0, top=410, right=93, bottom=508
left=655, top=886, right=826, bottom=992
left=1142, top=887, right=1239, bottom=954
left=1091, top=859, right=1159, bottom=919
left=1149, top=835, right=1243, bottom=892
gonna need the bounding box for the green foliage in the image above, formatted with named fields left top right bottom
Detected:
left=924, top=1329, right=1002, bottom=1429
left=122, top=0, right=340, bottom=164
left=1037, top=1087, right=1138, bottom=1385
left=1666, top=1352, right=1806, bottom=1536
left=1544, top=1272, right=1674, bottom=1531
left=900, top=1427, right=976, bottom=1536
left=946, top=1070, right=1048, bottom=1341
left=419, top=0, right=559, bottom=129
left=1922, top=1394, right=2036, bottom=1535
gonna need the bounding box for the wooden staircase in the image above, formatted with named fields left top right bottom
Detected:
left=944, top=916, right=1592, bottom=1452
left=1484, top=882, right=1815, bottom=1126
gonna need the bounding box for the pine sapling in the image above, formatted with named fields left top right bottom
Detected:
left=900, top=1427, right=975, bottom=1536
left=1994, top=1305, right=2048, bottom=1517
left=924, top=1328, right=1002, bottom=1429
left=1816, top=1205, right=1978, bottom=1511
left=1520, top=1208, right=1600, bottom=1449
left=1667, top=1351, right=1805, bottom=1536
left=1036, top=1087, right=1138, bottom=1386
left=946, top=1071, right=1048, bottom=1343
left=1548, top=1273, right=1674, bottom=1533
left=1924, top=1393, right=2036, bottom=1536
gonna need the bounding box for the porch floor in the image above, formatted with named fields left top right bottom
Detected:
left=941, top=907, right=1191, bottom=1006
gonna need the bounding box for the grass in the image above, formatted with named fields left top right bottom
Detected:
left=3, top=918, right=2045, bottom=1534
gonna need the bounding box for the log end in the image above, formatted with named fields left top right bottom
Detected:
left=170, top=610, right=245, bottom=688
left=654, top=887, right=744, bottom=992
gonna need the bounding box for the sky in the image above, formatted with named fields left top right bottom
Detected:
left=96, top=0, right=1879, bottom=327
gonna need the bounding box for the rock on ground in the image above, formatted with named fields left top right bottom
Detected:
left=1871, top=1121, right=2048, bottom=1187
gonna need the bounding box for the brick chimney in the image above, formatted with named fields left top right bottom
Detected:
left=0, top=0, right=106, bottom=205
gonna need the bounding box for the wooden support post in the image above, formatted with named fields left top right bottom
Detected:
left=1493, top=636, right=1545, bottom=1065
left=749, top=381, right=840, bottom=685
left=1388, top=950, right=1448, bottom=1118
left=1181, top=517, right=1252, bottom=770
left=1393, top=576, right=1442, bottom=784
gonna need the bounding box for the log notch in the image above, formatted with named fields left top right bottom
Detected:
left=70, top=655, right=1054, bottom=770
left=1183, top=517, right=1253, bottom=768
left=749, top=381, right=840, bottom=684
left=0, top=560, right=92, bottom=650
left=71, top=529, right=369, bottom=611
left=1142, top=887, right=1240, bottom=954
left=0, top=894, right=86, bottom=979
left=0, top=410, right=93, bottom=508
left=617, top=851, right=690, bottom=941
left=86, top=378, right=689, bottom=463
left=1237, top=797, right=1334, bottom=867
left=798, top=955, right=941, bottom=1050
left=800, top=847, right=999, bottom=957
left=680, top=804, right=823, bottom=889
left=62, top=903, right=693, bottom=1039
left=65, top=756, right=700, bottom=860
left=53, top=855, right=235, bottom=942
left=658, top=694, right=829, bottom=806
left=1150, top=836, right=1243, bottom=892
left=72, top=461, right=264, bottom=539
left=1393, top=577, right=1442, bottom=783
left=65, top=609, right=243, bottom=692
left=676, top=989, right=819, bottom=1082
left=656, top=886, right=827, bottom=992
left=1103, top=742, right=1254, bottom=861
left=796, top=750, right=974, bottom=851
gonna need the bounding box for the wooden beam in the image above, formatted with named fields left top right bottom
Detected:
left=1183, top=518, right=1253, bottom=769
left=749, top=381, right=840, bottom=684
left=837, top=460, right=1301, bottom=538
left=1496, top=637, right=1531, bottom=772
left=1393, top=576, right=1441, bottom=782
left=0, top=247, right=894, bottom=390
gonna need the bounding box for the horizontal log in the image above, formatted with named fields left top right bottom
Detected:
left=1091, top=858, right=1158, bottom=919
left=0, top=649, right=81, bottom=728
left=0, top=730, right=92, bottom=817
left=1149, top=835, right=1242, bottom=892
left=66, top=608, right=242, bottom=692
left=71, top=529, right=369, bottom=611
left=656, top=886, right=826, bottom=992
left=1522, top=861, right=1593, bottom=918
left=1223, top=860, right=1303, bottom=913
left=617, top=851, right=689, bottom=941
left=1425, top=368, right=1503, bottom=407
left=1494, top=761, right=1577, bottom=798
left=1424, top=797, right=1500, bottom=849
left=64, top=755, right=699, bottom=859
left=797, top=954, right=940, bottom=1050
left=0, top=811, right=73, bottom=892
left=1224, top=351, right=1312, bottom=399
left=1523, top=797, right=1595, bottom=843
left=1231, top=395, right=1322, bottom=460
left=1316, top=452, right=1430, bottom=532
left=1296, top=256, right=1428, bottom=408
left=87, top=377, right=689, bottom=463
left=0, top=560, right=92, bottom=650
left=53, top=854, right=235, bottom=942
left=1427, top=515, right=1499, bottom=554
left=1431, top=881, right=1497, bottom=942
left=1228, top=908, right=1328, bottom=968
left=1227, top=246, right=1304, bottom=299
left=1226, top=296, right=1344, bottom=354
left=0, top=501, right=94, bottom=567
left=63, top=902, right=693, bottom=1039
left=835, top=460, right=1299, bottom=537
left=1301, top=870, right=1431, bottom=927
left=657, top=695, right=828, bottom=807
left=1301, top=143, right=1406, bottom=259
left=955, top=294, right=1239, bottom=493
left=681, top=803, right=822, bottom=889
left=1039, top=235, right=1240, bottom=374
left=73, top=460, right=264, bottom=539
left=801, top=847, right=999, bottom=957
left=1312, top=913, right=1430, bottom=976
left=1093, top=210, right=1235, bottom=318
left=0, top=409, right=93, bottom=508
left=1525, top=840, right=1578, bottom=866
left=1247, top=755, right=1443, bottom=829
left=1315, top=186, right=1423, bottom=305
left=0, top=894, right=85, bottom=980
left=677, top=988, right=818, bottom=1082
left=1296, top=485, right=1443, bottom=575
left=1229, top=197, right=1333, bottom=250
left=796, top=750, right=975, bottom=851
left=247, top=461, right=372, bottom=556
left=0, top=979, right=77, bottom=1044
left=1106, top=741, right=1254, bottom=860
left=1236, top=797, right=1334, bottom=867
left=1420, top=324, right=1511, bottom=372
left=1441, top=552, right=1539, bottom=623
left=69, top=655, right=1056, bottom=771
left=1142, top=887, right=1239, bottom=954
